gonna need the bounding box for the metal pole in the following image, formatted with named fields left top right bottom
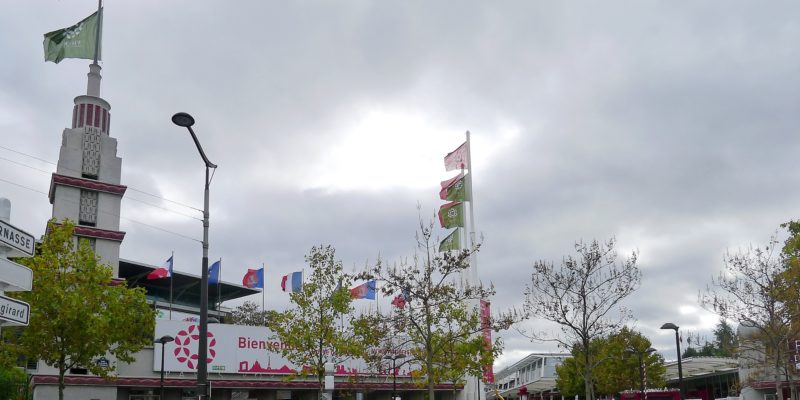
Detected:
left=638, top=352, right=645, bottom=400
left=675, top=331, right=685, bottom=400
left=198, top=164, right=210, bottom=399
left=392, top=357, right=397, bottom=400
left=160, top=341, right=167, bottom=400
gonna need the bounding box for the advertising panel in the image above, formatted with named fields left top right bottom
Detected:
left=154, top=320, right=411, bottom=376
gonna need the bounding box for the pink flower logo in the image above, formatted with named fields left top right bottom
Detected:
left=173, top=324, right=217, bottom=369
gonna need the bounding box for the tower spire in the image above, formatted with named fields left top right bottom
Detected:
left=87, top=63, right=102, bottom=97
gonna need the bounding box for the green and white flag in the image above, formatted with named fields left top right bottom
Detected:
left=439, top=173, right=468, bottom=202
left=438, top=201, right=464, bottom=229
left=43, top=10, right=101, bottom=64
left=438, top=229, right=460, bottom=252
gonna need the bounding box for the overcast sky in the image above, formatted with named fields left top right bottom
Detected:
left=1, top=1, right=799, bottom=369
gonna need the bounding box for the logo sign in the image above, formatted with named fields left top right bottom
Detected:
left=0, top=294, right=30, bottom=326
left=0, top=220, right=35, bottom=257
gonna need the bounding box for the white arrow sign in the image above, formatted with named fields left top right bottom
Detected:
left=0, top=219, right=35, bottom=257
left=0, top=294, right=29, bottom=326
left=0, top=258, right=32, bottom=292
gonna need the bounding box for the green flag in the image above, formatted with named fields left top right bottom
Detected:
left=439, top=173, right=469, bottom=202
left=438, top=201, right=464, bottom=229
left=43, top=11, right=101, bottom=64
left=438, top=229, right=461, bottom=252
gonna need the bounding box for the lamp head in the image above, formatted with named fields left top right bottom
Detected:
left=660, top=322, right=679, bottom=331
left=156, top=335, right=175, bottom=345
left=171, top=112, right=195, bottom=128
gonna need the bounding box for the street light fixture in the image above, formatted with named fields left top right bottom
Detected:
left=384, top=354, right=406, bottom=400
left=155, top=335, right=175, bottom=400
left=625, top=346, right=656, bottom=400
left=661, top=323, right=685, bottom=400
left=172, top=112, right=217, bottom=399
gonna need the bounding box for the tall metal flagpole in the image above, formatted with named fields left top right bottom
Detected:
left=93, top=0, right=102, bottom=65
left=217, top=258, right=222, bottom=312
left=465, top=131, right=478, bottom=286
left=169, top=251, right=174, bottom=320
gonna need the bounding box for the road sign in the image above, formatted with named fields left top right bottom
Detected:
left=0, top=258, right=32, bottom=292
left=0, top=219, right=35, bottom=257
left=0, top=294, right=29, bottom=326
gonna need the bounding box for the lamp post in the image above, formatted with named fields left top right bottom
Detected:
left=156, top=335, right=175, bottom=400
left=661, top=323, right=685, bottom=400
left=172, top=112, right=217, bottom=399
left=384, top=354, right=406, bottom=400
left=625, top=346, right=656, bottom=400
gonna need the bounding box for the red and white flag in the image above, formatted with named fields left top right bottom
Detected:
left=444, top=141, right=468, bottom=171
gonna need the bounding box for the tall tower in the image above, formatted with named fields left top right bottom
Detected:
left=48, top=63, right=126, bottom=276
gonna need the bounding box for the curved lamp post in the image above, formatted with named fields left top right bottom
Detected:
left=155, top=335, right=175, bottom=400
left=625, top=346, right=656, bottom=400
left=172, top=112, right=217, bottom=399
left=661, top=323, right=685, bottom=400
left=384, top=354, right=406, bottom=400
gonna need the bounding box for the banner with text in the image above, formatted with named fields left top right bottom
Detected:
left=154, top=320, right=411, bottom=376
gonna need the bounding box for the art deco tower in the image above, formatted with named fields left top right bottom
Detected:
left=48, top=63, right=126, bottom=276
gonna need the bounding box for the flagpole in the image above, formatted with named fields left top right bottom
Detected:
left=169, top=251, right=174, bottom=320
left=93, top=0, right=102, bottom=64
left=217, top=258, right=222, bottom=313
left=465, top=131, right=478, bottom=286
left=261, top=263, right=266, bottom=311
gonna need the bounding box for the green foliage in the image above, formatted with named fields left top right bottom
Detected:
left=267, top=245, right=381, bottom=395
left=6, top=220, right=155, bottom=400
left=0, top=366, right=27, bottom=400
left=556, top=328, right=665, bottom=397
left=229, top=301, right=271, bottom=326
left=363, top=219, right=513, bottom=400
left=681, top=320, right=738, bottom=358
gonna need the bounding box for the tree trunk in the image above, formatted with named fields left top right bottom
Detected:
left=58, top=364, right=65, bottom=400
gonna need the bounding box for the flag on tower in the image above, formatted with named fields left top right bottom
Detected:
left=438, top=201, right=464, bottom=228
left=444, top=141, right=468, bottom=171
left=147, top=256, right=173, bottom=280
left=43, top=10, right=102, bottom=64
left=242, top=268, right=264, bottom=289
left=439, top=173, right=468, bottom=202
left=439, top=229, right=461, bottom=252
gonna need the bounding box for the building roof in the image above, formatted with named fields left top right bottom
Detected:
left=119, top=258, right=261, bottom=311
left=663, top=357, right=738, bottom=381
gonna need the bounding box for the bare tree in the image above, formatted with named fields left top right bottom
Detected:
left=700, top=237, right=800, bottom=399
left=523, top=238, right=640, bottom=400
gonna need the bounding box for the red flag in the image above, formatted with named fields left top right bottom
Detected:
left=444, top=141, right=468, bottom=171
left=391, top=294, right=406, bottom=309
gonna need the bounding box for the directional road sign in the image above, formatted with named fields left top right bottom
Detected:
left=0, top=294, right=29, bottom=326
left=0, top=219, right=35, bottom=257
left=0, top=258, right=32, bottom=292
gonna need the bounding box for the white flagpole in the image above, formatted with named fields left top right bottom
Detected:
left=262, top=263, right=266, bottom=311
left=465, top=131, right=478, bottom=286
left=93, top=0, right=103, bottom=64
left=217, top=258, right=222, bottom=313
left=169, top=251, right=174, bottom=320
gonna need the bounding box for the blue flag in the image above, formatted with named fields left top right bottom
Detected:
left=209, top=260, right=221, bottom=285
left=350, top=280, right=376, bottom=300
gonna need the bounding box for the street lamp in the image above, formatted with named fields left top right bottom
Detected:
left=625, top=346, right=656, bottom=400
left=172, top=112, right=217, bottom=399
left=384, top=354, right=406, bottom=400
left=155, top=335, right=175, bottom=400
left=661, top=323, right=685, bottom=400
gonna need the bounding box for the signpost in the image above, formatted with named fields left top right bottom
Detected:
left=0, top=198, right=34, bottom=327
